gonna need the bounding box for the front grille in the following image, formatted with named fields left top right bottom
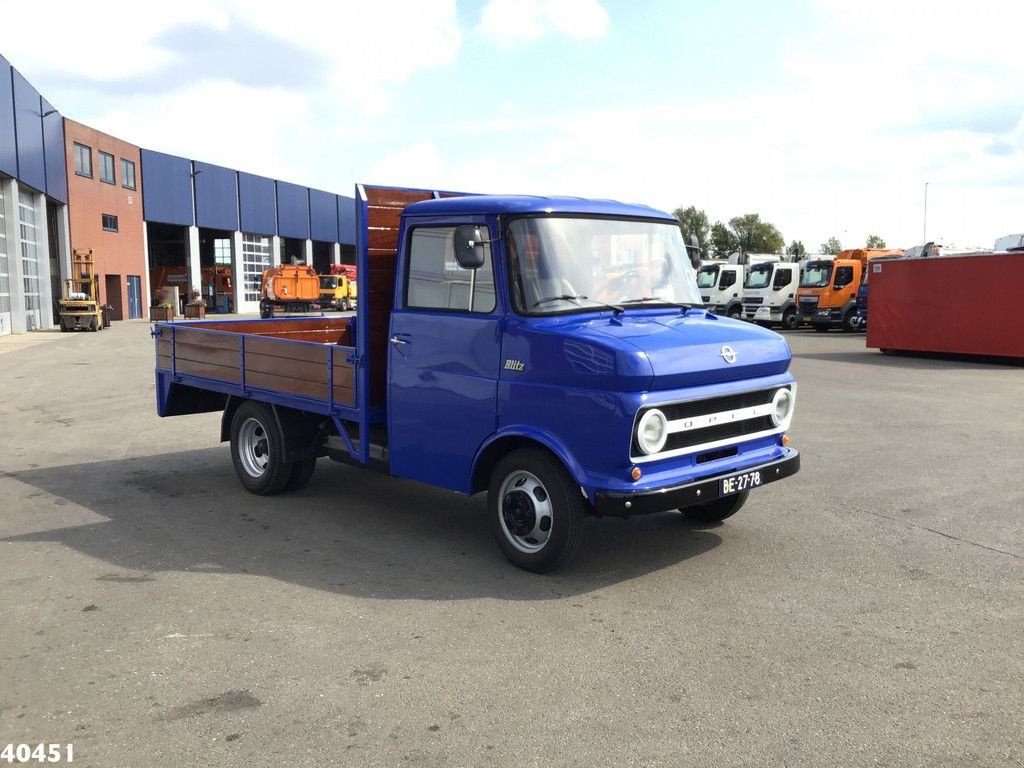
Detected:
left=632, top=385, right=792, bottom=462
left=743, top=297, right=763, bottom=305
left=799, top=296, right=818, bottom=310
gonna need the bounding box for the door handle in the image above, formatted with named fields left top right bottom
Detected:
left=389, top=336, right=409, bottom=345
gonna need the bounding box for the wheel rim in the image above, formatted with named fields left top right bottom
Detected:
left=238, top=417, right=270, bottom=478
left=498, top=470, right=553, bottom=554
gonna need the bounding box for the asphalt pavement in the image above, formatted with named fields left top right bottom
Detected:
left=1, top=319, right=1021, bottom=767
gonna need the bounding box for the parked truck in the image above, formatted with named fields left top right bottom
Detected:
left=797, top=248, right=902, bottom=332
left=319, top=272, right=357, bottom=311
left=259, top=263, right=321, bottom=318
left=741, top=260, right=803, bottom=330
left=154, top=185, right=800, bottom=572
left=696, top=261, right=744, bottom=318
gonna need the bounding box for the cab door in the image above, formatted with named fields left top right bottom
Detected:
left=387, top=223, right=502, bottom=492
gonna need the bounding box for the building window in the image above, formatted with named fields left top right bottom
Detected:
left=242, top=234, right=272, bottom=303
left=0, top=187, right=10, bottom=317
left=121, top=158, right=136, bottom=189
left=102, top=214, right=119, bottom=232
left=74, top=143, right=92, bottom=178
left=18, top=191, right=40, bottom=326
left=99, top=152, right=115, bottom=184
left=214, top=238, right=232, bottom=265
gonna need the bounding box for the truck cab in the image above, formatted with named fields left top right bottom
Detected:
left=741, top=261, right=802, bottom=330
left=696, top=262, right=744, bottom=318
left=155, top=185, right=801, bottom=572
left=797, top=249, right=901, bottom=332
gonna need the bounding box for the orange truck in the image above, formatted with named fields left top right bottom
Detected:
left=259, top=264, right=321, bottom=318
left=796, top=248, right=902, bottom=331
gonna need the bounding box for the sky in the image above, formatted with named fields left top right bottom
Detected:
left=3, top=0, right=1021, bottom=251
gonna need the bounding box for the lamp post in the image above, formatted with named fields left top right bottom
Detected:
left=923, top=182, right=929, bottom=244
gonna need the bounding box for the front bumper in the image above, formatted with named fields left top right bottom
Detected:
left=594, top=449, right=800, bottom=517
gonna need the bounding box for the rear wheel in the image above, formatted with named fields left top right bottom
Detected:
left=489, top=448, right=585, bottom=573
left=259, top=300, right=272, bottom=319
left=230, top=401, right=293, bottom=495
left=680, top=491, right=749, bottom=523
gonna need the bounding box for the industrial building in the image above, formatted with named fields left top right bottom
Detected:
left=0, top=52, right=356, bottom=335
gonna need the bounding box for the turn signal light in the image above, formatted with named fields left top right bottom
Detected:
left=781, top=434, right=790, bottom=446
left=631, top=467, right=642, bottom=481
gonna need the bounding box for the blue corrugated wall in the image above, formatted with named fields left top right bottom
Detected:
left=12, top=69, right=45, bottom=193
left=238, top=171, right=277, bottom=235
left=141, top=149, right=194, bottom=226
left=309, top=188, right=338, bottom=243
left=0, top=55, right=16, bottom=178
left=276, top=181, right=310, bottom=240
left=41, top=96, right=67, bottom=204
left=193, top=160, right=239, bottom=231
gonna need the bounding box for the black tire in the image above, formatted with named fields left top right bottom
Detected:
left=259, top=300, right=272, bottom=319
left=341, top=297, right=351, bottom=312
left=284, top=458, right=317, bottom=491
left=727, top=306, right=742, bottom=319
left=89, top=317, right=98, bottom=332
left=229, top=401, right=293, bottom=495
left=680, top=491, right=749, bottom=523
left=841, top=309, right=856, bottom=333
left=59, top=320, right=68, bottom=332
left=488, top=448, right=585, bottom=573
left=782, top=308, right=799, bottom=330
left=813, top=323, right=830, bottom=333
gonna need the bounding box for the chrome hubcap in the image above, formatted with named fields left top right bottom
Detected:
left=238, top=417, right=269, bottom=478
left=498, top=471, right=553, bottom=554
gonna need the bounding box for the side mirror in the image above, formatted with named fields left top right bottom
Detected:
left=453, top=225, right=488, bottom=270
left=686, top=234, right=702, bottom=270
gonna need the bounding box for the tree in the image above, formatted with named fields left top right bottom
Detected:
left=728, top=213, right=785, bottom=254
left=709, top=221, right=739, bottom=260
left=786, top=240, right=806, bottom=259
left=820, top=236, right=842, bottom=255
left=672, top=206, right=710, bottom=255
left=865, top=234, right=886, bottom=248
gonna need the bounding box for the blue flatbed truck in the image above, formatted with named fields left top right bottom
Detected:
left=154, top=184, right=800, bottom=572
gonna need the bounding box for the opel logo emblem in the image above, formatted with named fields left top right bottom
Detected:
left=720, top=345, right=737, bottom=364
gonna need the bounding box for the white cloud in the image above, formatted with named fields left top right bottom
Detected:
left=479, top=0, right=609, bottom=44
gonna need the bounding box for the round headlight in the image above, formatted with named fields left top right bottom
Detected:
left=771, top=388, right=794, bottom=427
left=637, top=409, right=668, bottom=455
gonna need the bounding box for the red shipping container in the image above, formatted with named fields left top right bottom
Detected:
left=866, top=252, right=1024, bottom=358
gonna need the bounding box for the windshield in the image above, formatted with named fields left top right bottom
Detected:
left=744, top=264, right=773, bottom=289
left=696, top=265, right=720, bottom=289
left=507, top=217, right=703, bottom=314
left=319, top=276, right=337, bottom=289
left=800, top=261, right=832, bottom=288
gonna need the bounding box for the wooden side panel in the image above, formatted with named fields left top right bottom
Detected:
left=362, top=186, right=437, bottom=408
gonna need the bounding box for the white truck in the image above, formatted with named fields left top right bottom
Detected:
left=696, top=261, right=744, bottom=318
left=741, top=259, right=803, bottom=330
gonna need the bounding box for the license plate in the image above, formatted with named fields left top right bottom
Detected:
left=720, top=469, right=762, bottom=496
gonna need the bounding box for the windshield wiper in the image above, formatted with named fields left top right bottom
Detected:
left=620, top=297, right=702, bottom=309
left=533, top=294, right=624, bottom=313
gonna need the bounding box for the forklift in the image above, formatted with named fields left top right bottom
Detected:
left=59, top=249, right=104, bottom=332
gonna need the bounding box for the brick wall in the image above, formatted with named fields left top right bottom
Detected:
left=64, top=118, right=146, bottom=320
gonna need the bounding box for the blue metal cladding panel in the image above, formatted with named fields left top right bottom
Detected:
left=309, top=188, right=338, bottom=243
left=141, top=149, right=194, bottom=226
left=0, top=55, right=16, bottom=177
left=238, top=171, right=277, bottom=235
left=193, top=160, right=238, bottom=231
left=276, top=181, right=310, bottom=239
left=338, top=195, right=356, bottom=245
left=12, top=69, right=45, bottom=193
left=41, top=98, right=67, bottom=203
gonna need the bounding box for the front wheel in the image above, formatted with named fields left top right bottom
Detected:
left=680, top=491, right=749, bottom=523
left=230, top=401, right=293, bottom=495
left=782, top=308, right=799, bottom=330
left=489, top=449, right=585, bottom=573
left=841, top=309, right=857, bottom=333
left=727, top=306, right=742, bottom=320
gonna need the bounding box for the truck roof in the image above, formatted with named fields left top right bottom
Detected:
left=402, top=194, right=676, bottom=221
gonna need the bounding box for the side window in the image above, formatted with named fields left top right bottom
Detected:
left=406, top=226, right=496, bottom=313
left=773, top=268, right=791, bottom=289
left=834, top=265, right=854, bottom=288
left=719, top=270, right=736, bottom=289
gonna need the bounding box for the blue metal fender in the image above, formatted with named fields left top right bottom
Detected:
left=470, top=425, right=591, bottom=500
